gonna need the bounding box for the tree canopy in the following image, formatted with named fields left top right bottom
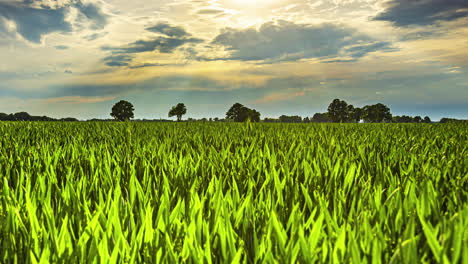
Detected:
left=325, top=99, right=393, bottom=123
left=279, top=115, right=302, bottom=123
left=110, top=100, right=134, bottom=121
left=327, top=99, right=350, bottom=122
left=168, top=103, right=187, bottom=121
left=362, top=103, right=392, bottom=123
left=226, top=103, right=261, bottom=122
left=311, top=113, right=331, bottom=123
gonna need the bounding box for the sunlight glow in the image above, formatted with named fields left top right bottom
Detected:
left=225, top=0, right=280, bottom=9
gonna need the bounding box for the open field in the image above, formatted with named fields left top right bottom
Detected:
left=0, top=122, right=467, bottom=263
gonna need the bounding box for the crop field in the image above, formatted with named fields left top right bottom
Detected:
left=0, top=122, right=466, bottom=263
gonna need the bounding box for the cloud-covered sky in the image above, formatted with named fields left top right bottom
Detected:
left=0, top=0, right=467, bottom=120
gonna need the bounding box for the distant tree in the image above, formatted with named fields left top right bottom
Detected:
left=312, top=113, right=331, bottom=123
left=214, top=117, right=219, bottom=122
left=226, top=103, right=244, bottom=121
left=13, top=112, right=32, bottom=121
left=439, top=118, right=468, bottom=123
left=362, top=103, right=392, bottom=123
left=350, top=107, right=363, bottom=123
left=393, top=115, right=413, bottom=123
left=327, top=99, right=351, bottom=122
left=303, top=117, right=310, bottom=123
left=279, top=115, right=302, bottom=123
left=264, top=118, right=279, bottom=123
left=244, top=108, right=261, bottom=122
left=110, top=100, right=134, bottom=121
left=414, top=116, right=422, bottom=123
left=60, top=117, right=79, bottom=122
left=423, top=116, right=431, bottom=123
left=168, top=103, right=187, bottom=121
left=0, top=113, right=8, bottom=121
left=226, top=103, right=261, bottom=122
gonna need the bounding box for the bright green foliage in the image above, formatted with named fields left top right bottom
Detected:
left=0, top=122, right=467, bottom=263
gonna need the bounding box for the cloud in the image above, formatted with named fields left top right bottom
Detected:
left=0, top=2, right=72, bottom=43
left=0, top=0, right=109, bottom=43
left=128, top=63, right=181, bottom=69
left=343, top=41, right=395, bottom=58
left=146, top=22, right=191, bottom=38
left=196, top=9, right=225, bottom=15
left=55, top=45, right=69, bottom=50
left=84, top=31, right=107, bottom=41
left=374, top=0, right=468, bottom=26
left=106, top=36, right=203, bottom=54
left=74, top=0, right=108, bottom=30
left=210, top=20, right=394, bottom=62
left=101, top=22, right=203, bottom=67
left=49, top=75, right=245, bottom=97
left=102, top=54, right=133, bottom=67
left=255, top=91, right=306, bottom=104
left=41, top=95, right=116, bottom=104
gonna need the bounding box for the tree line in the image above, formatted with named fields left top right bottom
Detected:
left=0, top=112, right=78, bottom=122
left=1, top=99, right=466, bottom=123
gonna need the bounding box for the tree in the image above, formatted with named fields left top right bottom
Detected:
left=13, top=112, right=32, bottom=121
left=264, top=118, right=279, bottom=123
left=350, top=107, right=363, bottom=123
left=0, top=113, right=8, bottom=121
left=362, top=103, right=392, bottom=123
left=110, top=100, right=134, bottom=121
left=312, top=113, right=331, bottom=123
left=423, top=116, right=431, bottom=123
left=327, top=99, right=351, bottom=122
left=226, top=103, right=261, bottom=122
left=438, top=118, right=468, bottom=123
left=303, top=117, right=310, bottom=123
left=226, top=103, right=244, bottom=121
left=279, top=115, right=302, bottom=123
left=393, top=115, right=413, bottom=123
left=241, top=108, right=261, bottom=122
left=414, top=116, right=422, bottom=123
left=168, top=103, right=187, bottom=121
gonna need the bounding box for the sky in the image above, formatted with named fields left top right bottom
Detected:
left=0, top=0, right=467, bottom=120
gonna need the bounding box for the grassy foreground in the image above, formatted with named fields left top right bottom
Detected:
left=0, top=122, right=466, bottom=263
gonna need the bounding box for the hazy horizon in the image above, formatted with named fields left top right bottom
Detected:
left=1, top=0, right=467, bottom=121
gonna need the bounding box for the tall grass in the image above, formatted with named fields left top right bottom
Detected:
left=0, top=122, right=466, bottom=263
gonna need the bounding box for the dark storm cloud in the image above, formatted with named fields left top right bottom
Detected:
left=146, top=22, right=191, bottom=38
left=374, top=0, right=468, bottom=26
left=0, top=0, right=109, bottom=43
left=211, top=20, right=395, bottom=62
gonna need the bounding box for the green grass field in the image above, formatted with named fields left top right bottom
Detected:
left=0, top=122, right=466, bottom=263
